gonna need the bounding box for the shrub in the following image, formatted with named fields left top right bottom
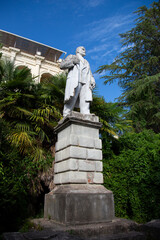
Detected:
left=103, top=130, right=160, bottom=223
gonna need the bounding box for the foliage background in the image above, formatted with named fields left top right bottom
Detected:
left=103, top=130, right=160, bottom=223
left=98, top=0, right=160, bottom=224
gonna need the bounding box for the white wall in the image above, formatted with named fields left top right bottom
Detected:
left=1, top=46, right=63, bottom=83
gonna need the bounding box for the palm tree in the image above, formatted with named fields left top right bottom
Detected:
left=0, top=60, right=63, bottom=161
left=40, top=73, right=66, bottom=114
left=91, top=95, right=132, bottom=138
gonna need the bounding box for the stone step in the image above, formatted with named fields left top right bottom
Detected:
left=89, top=231, right=146, bottom=240
left=3, top=219, right=160, bottom=240
left=2, top=230, right=146, bottom=240
left=32, top=218, right=138, bottom=237
left=2, top=231, right=84, bottom=240
left=138, top=219, right=160, bottom=240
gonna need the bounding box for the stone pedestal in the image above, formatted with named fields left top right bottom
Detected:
left=44, top=111, right=115, bottom=225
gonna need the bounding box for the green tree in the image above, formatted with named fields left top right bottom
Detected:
left=103, top=130, right=160, bottom=223
left=0, top=60, right=61, bottom=158
left=40, top=73, right=66, bottom=114
left=91, top=96, right=132, bottom=138
left=0, top=118, right=30, bottom=232
left=97, top=1, right=160, bottom=132
left=0, top=60, right=62, bottom=232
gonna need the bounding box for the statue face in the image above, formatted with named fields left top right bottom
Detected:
left=78, top=47, right=86, bottom=57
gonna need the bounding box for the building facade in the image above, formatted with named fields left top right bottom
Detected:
left=0, top=30, right=66, bottom=83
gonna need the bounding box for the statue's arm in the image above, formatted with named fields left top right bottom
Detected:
left=60, top=55, right=80, bottom=70
left=88, top=63, right=95, bottom=90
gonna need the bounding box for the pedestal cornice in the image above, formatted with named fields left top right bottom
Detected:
left=54, top=111, right=102, bottom=134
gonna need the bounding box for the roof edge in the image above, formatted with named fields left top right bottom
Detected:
left=0, top=29, right=67, bottom=55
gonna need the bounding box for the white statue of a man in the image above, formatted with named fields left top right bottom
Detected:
left=60, top=46, right=95, bottom=117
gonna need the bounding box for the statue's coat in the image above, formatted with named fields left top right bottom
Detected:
left=61, top=54, right=95, bottom=105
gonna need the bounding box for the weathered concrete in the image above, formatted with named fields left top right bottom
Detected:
left=2, top=218, right=147, bottom=240
left=54, top=171, right=103, bottom=184
left=44, top=112, right=115, bottom=225
left=55, top=146, right=102, bottom=162
left=44, top=185, right=115, bottom=225
left=55, top=136, right=102, bottom=152
left=3, top=231, right=146, bottom=240
left=3, top=219, right=160, bottom=240
left=139, top=219, right=160, bottom=240
left=2, top=230, right=84, bottom=240
left=54, top=112, right=101, bottom=134
left=54, top=159, right=102, bottom=173
left=53, top=112, right=103, bottom=185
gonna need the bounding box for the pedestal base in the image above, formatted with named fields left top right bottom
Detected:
left=44, top=184, right=115, bottom=225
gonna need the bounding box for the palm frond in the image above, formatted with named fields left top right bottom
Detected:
left=8, top=131, right=33, bottom=153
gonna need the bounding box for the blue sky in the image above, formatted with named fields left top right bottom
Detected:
left=1, top=0, right=154, bottom=102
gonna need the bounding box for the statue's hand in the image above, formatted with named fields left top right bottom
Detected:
left=90, top=74, right=96, bottom=90
left=90, top=81, right=96, bottom=90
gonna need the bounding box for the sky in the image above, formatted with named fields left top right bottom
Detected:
left=1, top=0, right=154, bottom=102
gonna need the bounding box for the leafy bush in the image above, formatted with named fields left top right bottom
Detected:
left=0, top=119, right=53, bottom=233
left=103, top=130, right=160, bottom=223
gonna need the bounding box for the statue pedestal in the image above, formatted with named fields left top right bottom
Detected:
left=44, top=112, right=115, bottom=225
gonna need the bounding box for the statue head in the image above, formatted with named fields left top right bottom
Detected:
left=76, top=46, right=86, bottom=57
